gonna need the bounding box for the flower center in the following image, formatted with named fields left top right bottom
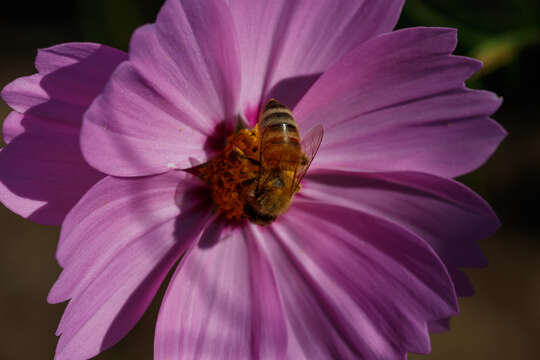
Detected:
left=198, top=126, right=261, bottom=221
left=198, top=99, right=322, bottom=226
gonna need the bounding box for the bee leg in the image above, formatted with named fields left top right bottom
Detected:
left=236, top=177, right=257, bottom=196
left=232, top=146, right=261, bottom=165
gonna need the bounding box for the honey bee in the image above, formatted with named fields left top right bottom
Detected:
left=243, top=99, right=323, bottom=225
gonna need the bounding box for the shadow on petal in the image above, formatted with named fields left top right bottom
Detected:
left=0, top=44, right=126, bottom=224
left=267, top=73, right=321, bottom=112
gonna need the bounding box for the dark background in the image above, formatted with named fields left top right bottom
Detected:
left=1, top=0, right=538, bottom=358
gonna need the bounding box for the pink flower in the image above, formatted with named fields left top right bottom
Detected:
left=0, top=0, right=505, bottom=359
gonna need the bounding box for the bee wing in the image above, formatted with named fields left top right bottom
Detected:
left=290, top=124, right=324, bottom=194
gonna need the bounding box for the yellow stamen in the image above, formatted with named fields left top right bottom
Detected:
left=198, top=126, right=260, bottom=220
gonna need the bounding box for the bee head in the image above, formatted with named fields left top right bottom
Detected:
left=243, top=198, right=277, bottom=226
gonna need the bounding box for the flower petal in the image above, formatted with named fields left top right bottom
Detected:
left=260, top=203, right=457, bottom=358
left=294, top=27, right=506, bottom=178
left=3, top=43, right=127, bottom=116
left=155, top=219, right=287, bottom=360
left=2, top=111, right=25, bottom=144
left=82, top=0, right=241, bottom=177
left=35, top=42, right=127, bottom=76
left=0, top=114, right=102, bottom=225
left=448, top=267, right=475, bottom=297
left=0, top=43, right=126, bottom=225
left=428, top=268, right=474, bottom=332
left=300, top=170, right=498, bottom=299
left=300, top=170, right=497, bottom=269
left=50, top=172, right=212, bottom=360
left=228, top=0, right=405, bottom=113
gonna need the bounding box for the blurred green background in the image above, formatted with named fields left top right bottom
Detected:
left=0, top=0, right=538, bottom=359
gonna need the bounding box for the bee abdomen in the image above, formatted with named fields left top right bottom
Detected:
left=261, top=99, right=297, bottom=130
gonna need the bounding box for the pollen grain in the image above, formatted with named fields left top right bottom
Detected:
left=198, top=127, right=260, bottom=220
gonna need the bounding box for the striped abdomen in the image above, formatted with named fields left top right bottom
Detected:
left=259, top=99, right=302, bottom=169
